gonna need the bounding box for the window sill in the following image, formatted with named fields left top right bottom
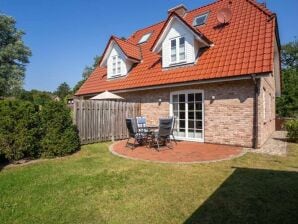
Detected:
left=169, top=61, right=187, bottom=66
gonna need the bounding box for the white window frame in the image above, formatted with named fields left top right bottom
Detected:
left=170, top=36, right=186, bottom=64
left=193, top=12, right=209, bottom=26
left=111, top=55, right=122, bottom=76
left=169, top=89, right=204, bottom=142
left=138, top=32, right=152, bottom=44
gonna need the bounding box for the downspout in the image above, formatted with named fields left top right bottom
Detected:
left=251, top=75, right=259, bottom=149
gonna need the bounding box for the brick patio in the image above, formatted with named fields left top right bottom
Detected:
left=110, top=140, right=245, bottom=163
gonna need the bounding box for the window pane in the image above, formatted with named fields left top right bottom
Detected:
left=179, top=112, right=185, bottom=119
left=173, top=110, right=178, bottom=117
left=179, top=103, right=185, bottom=111
left=188, top=94, right=194, bottom=102
left=188, top=103, right=194, bottom=111
left=195, top=103, right=202, bottom=111
left=173, top=95, right=178, bottom=102
left=179, top=37, right=185, bottom=61
left=171, top=54, right=176, bottom=62
left=195, top=130, right=202, bottom=138
left=195, top=121, right=202, bottom=129
left=173, top=103, right=178, bottom=111
left=188, top=120, right=194, bottom=128
left=195, top=111, right=202, bottom=119
left=188, top=129, right=195, bottom=138
left=178, top=129, right=185, bottom=137
left=188, top=111, right=194, bottom=119
left=179, top=94, right=185, bottom=102
left=195, top=93, right=202, bottom=101
left=179, top=37, right=185, bottom=45
left=171, top=39, right=176, bottom=48
left=179, top=120, right=185, bottom=128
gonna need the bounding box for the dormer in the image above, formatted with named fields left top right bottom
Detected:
left=152, top=12, right=212, bottom=68
left=99, top=36, right=141, bottom=79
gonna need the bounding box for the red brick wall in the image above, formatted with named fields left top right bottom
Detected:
left=119, top=80, right=256, bottom=147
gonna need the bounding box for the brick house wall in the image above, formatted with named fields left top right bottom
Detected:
left=118, top=79, right=256, bottom=147
left=257, top=75, right=276, bottom=147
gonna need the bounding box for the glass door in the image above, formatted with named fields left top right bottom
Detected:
left=171, top=90, right=204, bottom=142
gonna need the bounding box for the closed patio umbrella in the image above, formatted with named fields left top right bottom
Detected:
left=90, top=90, right=124, bottom=100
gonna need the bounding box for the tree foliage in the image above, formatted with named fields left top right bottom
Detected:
left=40, top=101, right=80, bottom=157
left=73, top=55, right=101, bottom=93
left=16, top=89, right=54, bottom=106
left=277, top=39, right=298, bottom=117
left=0, top=100, right=40, bottom=160
left=0, top=14, right=31, bottom=97
left=55, top=82, right=71, bottom=100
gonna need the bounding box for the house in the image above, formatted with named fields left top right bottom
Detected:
left=75, top=0, right=281, bottom=148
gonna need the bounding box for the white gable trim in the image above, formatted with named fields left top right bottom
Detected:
left=152, top=15, right=210, bottom=53
left=100, top=40, right=128, bottom=67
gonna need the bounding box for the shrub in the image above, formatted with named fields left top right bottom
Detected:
left=40, top=101, right=80, bottom=157
left=285, top=119, right=298, bottom=142
left=0, top=100, right=40, bottom=161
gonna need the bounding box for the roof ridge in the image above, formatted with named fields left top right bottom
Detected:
left=186, top=0, right=222, bottom=14
left=246, top=0, right=273, bottom=17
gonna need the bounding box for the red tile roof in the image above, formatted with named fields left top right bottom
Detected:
left=76, top=0, right=277, bottom=96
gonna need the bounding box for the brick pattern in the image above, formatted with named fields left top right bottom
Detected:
left=111, top=140, right=243, bottom=163
left=258, top=75, right=276, bottom=147
left=119, top=80, right=255, bottom=147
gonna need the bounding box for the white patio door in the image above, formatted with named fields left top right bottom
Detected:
left=170, top=90, right=204, bottom=142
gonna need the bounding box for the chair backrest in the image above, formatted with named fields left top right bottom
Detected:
left=158, top=117, right=173, bottom=137
left=126, top=118, right=137, bottom=136
left=136, top=116, right=147, bottom=132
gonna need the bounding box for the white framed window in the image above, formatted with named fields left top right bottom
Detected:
left=193, top=12, right=209, bottom=26
left=111, top=55, right=121, bottom=76
left=170, top=36, right=186, bottom=63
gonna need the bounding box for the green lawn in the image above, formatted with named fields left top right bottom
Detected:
left=0, top=143, right=298, bottom=224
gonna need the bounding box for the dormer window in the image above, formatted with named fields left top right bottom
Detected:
left=193, top=12, right=209, bottom=26
left=170, top=36, right=185, bottom=64
left=138, top=32, right=152, bottom=44
left=112, top=55, right=121, bottom=76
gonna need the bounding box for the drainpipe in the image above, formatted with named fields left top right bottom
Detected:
left=251, top=75, right=259, bottom=149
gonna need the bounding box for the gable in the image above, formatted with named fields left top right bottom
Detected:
left=76, top=0, right=278, bottom=96
left=152, top=14, right=211, bottom=53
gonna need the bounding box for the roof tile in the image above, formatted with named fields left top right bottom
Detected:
left=76, top=0, right=276, bottom=96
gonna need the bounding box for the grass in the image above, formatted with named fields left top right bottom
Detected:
left=0, top=143, right=298, bottom=224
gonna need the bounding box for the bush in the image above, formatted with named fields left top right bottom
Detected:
left=40, top=101, right=80, bottom=157
left=0, top=100, right=40, bottom=161
left=285, top=119, right=298, bottom=142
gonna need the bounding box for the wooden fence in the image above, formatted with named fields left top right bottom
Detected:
left=74, top=100, right=141, bottom=144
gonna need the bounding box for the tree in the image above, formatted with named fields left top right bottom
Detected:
left=0, top=14, right=31, bottom=97
left=73, top=55, right=101, bottom=93
left=16, top=89, right=54, bottom=106
left=55, top=82, right=71, bottom=100
left=276, top=39, right=298, bottom=117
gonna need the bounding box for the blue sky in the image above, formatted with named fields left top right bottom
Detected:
left=1, top=0, right=297, bottom=92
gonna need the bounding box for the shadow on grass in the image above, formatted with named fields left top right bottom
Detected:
left=184, top=167, right=298, bottom=224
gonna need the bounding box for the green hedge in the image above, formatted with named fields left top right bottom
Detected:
left=285, top=119, right=298, bottom=143
left=0, top=100, right=80, bottom=161
left=0, top=100, right=40, bottom=160
left=40, top=101, right=80, bottom=157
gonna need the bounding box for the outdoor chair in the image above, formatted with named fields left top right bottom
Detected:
left=148, top=117, right=174, bottom=150
left=171, top=116, right=177, bottom=145
left=136, top=116, right=148, bottom=134
left=125, top=118, right=148, bottom=149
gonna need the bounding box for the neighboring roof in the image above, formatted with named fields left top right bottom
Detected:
left=151, top=11, right=212, bottom=52
left=90, top=91, right=124, bottom=100
left=76, top=0, right=277, bottom=96
left=99, top=36, right=141, bottom=66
